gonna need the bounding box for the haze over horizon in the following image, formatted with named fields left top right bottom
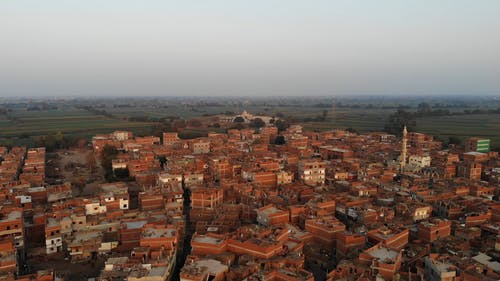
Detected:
left=1, top=0, right=500, bottom=97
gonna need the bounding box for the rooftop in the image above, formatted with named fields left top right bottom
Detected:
left=368, top=246, right=399, bottom=264
left=193, top=234, right=225, bottom=245
left=142, top=227, right=177, bottom=239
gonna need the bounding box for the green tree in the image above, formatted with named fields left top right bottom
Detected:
left=114, top=168, right=130, bottom=179
left=229, top=123, right=246, bottom=130
left=250, top=118, right=265, bottom=128
left=233, top=116, right=245, bottom=123
left=384, top=109, right=416, bottom=136
left=417, top=102, right=432, bottom=113
left=345, top=127, right=358, bottom=134
left=158, top=156, right=167, bottom=168
left=37, top=134, right=56, bottom=151
left=101, top=145, right=118, bottom=182
left=274, top=135, right=286, bottom=145
left=274, top=119, right=290, bottom=132
left=448, top=136, right=462, bottom=145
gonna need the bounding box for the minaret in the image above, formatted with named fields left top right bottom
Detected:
left=401, top=126, right=407, bottom=173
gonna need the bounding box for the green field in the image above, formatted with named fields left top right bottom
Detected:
left=0, top=103, right=499, bottom=151
left=301, top=112, right=500, bottom=150
left=416, top=114, right=500, bottom=148
left=0, top=108, right=155, bottom=146
left=301, top=108, right=389, bottom=132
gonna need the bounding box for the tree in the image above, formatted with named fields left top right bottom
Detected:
left=158, top=156, right=167, bottom=168
left=274, top=135, right=286, bottom=145
left=233, top=116, right=245, bottom=123
left=114, top=168, right=130, bottom=179
left=179, top=130, right=208, bottom=139
left=448, top=136, right=462, bottom=145
left=384, top=109, right=416, bottom=136
left=229, top=123, right=246, bottom=130
left=152, top=121, right=173, bottom=137
left=250, top=118, right=265, bottom=128
left=322, top=110, right=328, bottom=120
left=101, top=145, right=118, bottom=182
left=86, top=152, right=97, bottom=174
left=37, top=134, right=56, bottom=151
left=417, top=102, right=432, bottom=113
left=59, top=135, right=78, bottom=149
left=274, top=119, right=290, bottom=132
left=345, top=127, right=358, bottom=134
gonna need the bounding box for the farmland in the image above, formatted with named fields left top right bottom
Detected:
left=416, top=114, right=500, bottom=148
left=0, top=97, right=499, bottom=151
left=0, top=107, right=155, bottom=146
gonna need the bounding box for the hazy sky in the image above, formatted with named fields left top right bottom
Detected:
left=1, top=0, right=499, bottom=97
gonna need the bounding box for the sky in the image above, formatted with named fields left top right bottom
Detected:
left=1, top=0, right=500, bottom=97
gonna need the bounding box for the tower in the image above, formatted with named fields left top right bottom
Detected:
left=400, top=126, right=407, bottom=173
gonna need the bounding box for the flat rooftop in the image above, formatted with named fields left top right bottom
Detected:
left=473, top=253, right=500, bottom=272
left=193, top=234, right=224, bottom=245
left=124, top=220, right=148, bottom=229
left=142, top=227, right=176, bottom=239
left=260, top=206, right=283, bottom=216
left=369, top=246, right=398, bottom=263
left=1, top=211, right=22, bottom=222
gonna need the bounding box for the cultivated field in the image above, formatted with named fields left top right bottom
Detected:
left=416, top=114, right=500, bottom=147
left=0, top=107, right=155, bottom=146
left=0, top=102, right=499, bottom=150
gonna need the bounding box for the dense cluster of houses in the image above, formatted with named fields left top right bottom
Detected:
left=0, top=119, right=498, bottom=281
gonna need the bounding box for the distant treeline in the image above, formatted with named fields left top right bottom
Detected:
left=411, top=103, right=500, bottom=117
left=128, top=116, right=180, bottom=122
left=76, top=105, right=114, bottom=118
left=27, top=103, right=58, bottom=111
left=312, top=102, right=500, bottom=110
